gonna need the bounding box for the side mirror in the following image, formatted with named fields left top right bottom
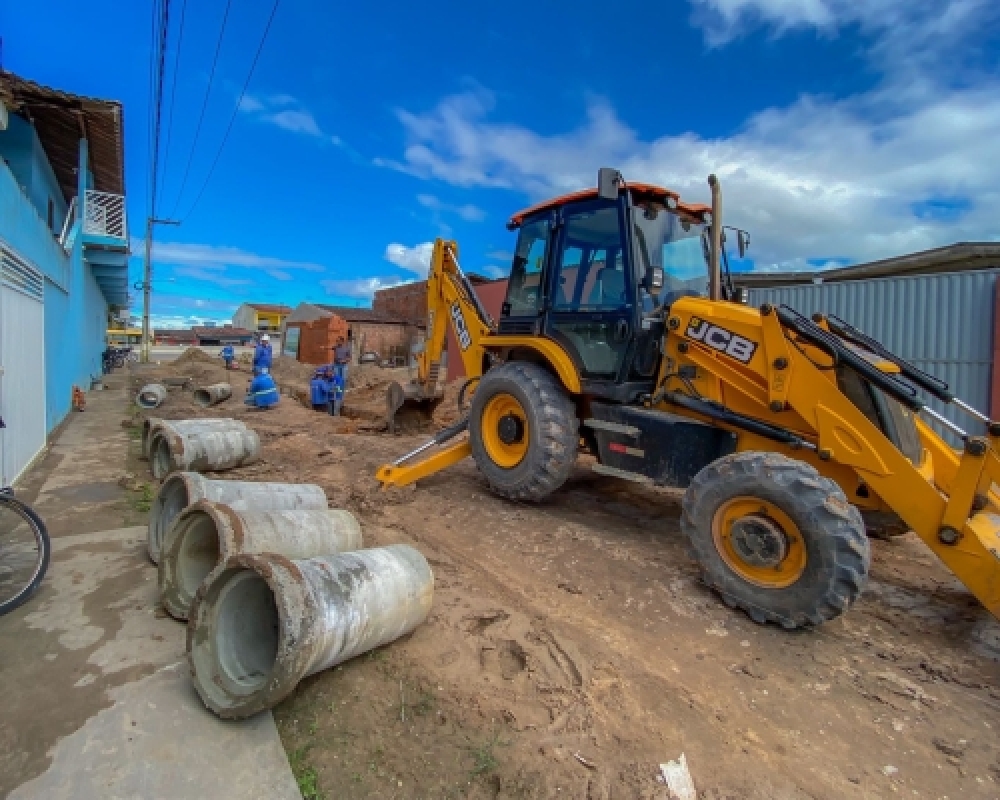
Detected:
left=645, top=266, right=664, bottom=291
left=597, top=167, right=622, bottom=201
left=738, top=230, right=750, bottom=259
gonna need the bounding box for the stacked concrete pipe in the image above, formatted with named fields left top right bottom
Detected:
left=141, top=418, right=248, bottom=460
left=147, top=472, right=328, bottom=564
left=136, top=384, right=168, bottom=410
left=159, top=501, right=362, bottom=620
left=193, top=383, right=233, bottom=408
left=188, top=544, right=434, bottom=718
left=150, top=427, right=261, bottom=480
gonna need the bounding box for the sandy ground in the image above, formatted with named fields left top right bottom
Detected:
left=134, top=350, right=1000, bottom=799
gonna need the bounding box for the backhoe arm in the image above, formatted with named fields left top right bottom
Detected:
left=385, top=239, right=494, bottom=433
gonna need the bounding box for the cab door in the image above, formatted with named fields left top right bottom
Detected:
left=543, top=198, right=634, bottom=384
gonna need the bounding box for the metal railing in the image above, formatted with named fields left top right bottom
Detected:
left=58, top=196, right=78, bottom=249
left=82, top=190, right=127, bottom=240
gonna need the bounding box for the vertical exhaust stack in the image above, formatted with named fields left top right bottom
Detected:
left=147, top=472, right=328, bottom=564
left=158, top=502, right=362, bottom=620
left=188, top=544, right=434, bottom=719
left=707, top=174, right=723, bottom=302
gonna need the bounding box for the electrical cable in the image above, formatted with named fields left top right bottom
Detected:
left=149, top=0, right=172, bottom=218
left=158, top=0, right=189, bottom=211
left=169, top=0, right=233, bottom=216
left=181, top=0, right=282, bottom=221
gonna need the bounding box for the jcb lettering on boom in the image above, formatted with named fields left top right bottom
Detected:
left=451, top=302, right=472, bottom=351
left=685, top=317, right=757, bottom=364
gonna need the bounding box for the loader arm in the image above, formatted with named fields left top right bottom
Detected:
left=385, top=239, right=495, bottom=432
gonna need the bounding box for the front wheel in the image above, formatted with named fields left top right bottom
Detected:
left=469, top=362, right=578, bottom=501
left=0, top=491, right=51, bottom=616
left=681, top=451, right=869, bottom=628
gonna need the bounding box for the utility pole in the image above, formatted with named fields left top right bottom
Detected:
left=140, top=217, right=180, bottom=363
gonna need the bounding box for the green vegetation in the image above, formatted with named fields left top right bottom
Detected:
left=467, top=730, right=507, bottom=778
left=289, top=746, right=323, bottom=800
left=129, top=482, right=153, bottom=513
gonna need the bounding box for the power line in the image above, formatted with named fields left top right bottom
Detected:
left=182, top=0, right=282, bottom=221
left=145, top=0, right=163, bottom=224
left=149, top=0, right=172, bottom=218
left=169, top=0, right=233, bottom=217
left=158, top=0, right=189, bottom=211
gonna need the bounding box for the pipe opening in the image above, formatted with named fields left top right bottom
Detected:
left=193, top=389, right=212, bottom=407
left=149, top=475, right=191, bottom=563
left=175, top=512, right=221, bottom=604
left=215, top=569, right=280, bottom=694
left=151, top=436, right=173, bottom=480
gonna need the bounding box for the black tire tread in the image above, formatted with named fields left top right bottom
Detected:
left=0, top=494, right=51, bottom=616
left=470, top=362, right=579, bottom=502
left=680, top=451, right=869, bottom=629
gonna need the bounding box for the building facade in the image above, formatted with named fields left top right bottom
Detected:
left=0, top=70, right=128, bottom=484
left=373, top=274, right=493, bottom=327
left=232, top=303, right=292, bottom=333
left=284, top=303, right=424, bottom=364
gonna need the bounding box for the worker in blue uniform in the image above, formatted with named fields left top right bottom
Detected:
left=331, top=333, right=351, bottom=415
left=253, top=334, right=273, bottom=376
left=220, top=344, right=235, bottom=370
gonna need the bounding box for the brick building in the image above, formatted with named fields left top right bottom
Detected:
left=372, top=274, right=494, bottom=326
left=283, top=303, right=424, bottom=365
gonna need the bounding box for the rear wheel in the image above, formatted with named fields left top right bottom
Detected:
left=681, top=451, right=869, bottom=628
left=0, top=491, right=50, bottom=616
left=470, top=362, right=578, bottom=501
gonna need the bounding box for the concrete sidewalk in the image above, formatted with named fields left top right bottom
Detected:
left=0, top=384, right=298, bottom=799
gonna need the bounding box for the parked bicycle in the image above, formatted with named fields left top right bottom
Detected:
left=0, top=419, right=51, bottom=615
left=102, top=346, right=135, bottom=373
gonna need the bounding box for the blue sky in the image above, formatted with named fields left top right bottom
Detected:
left=3, top=0, right=999, bottom=326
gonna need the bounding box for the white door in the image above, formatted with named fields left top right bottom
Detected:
left=0, top=243, right=46, bottom=486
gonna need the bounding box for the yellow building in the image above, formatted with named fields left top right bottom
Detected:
left=106, top=328, right=143, bottom=346
left=232, top=303, right=293, bottom=333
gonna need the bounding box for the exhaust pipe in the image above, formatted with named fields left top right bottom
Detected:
left=193, top=383, right=233, bottom=408
left=141, top=418, right=247, bottom=459
left=707, top=174, right=723, bottom=302
left=159, top=501, right=362, bottom=620
left=148, top=472, right=328, bottom=564
left=150, top=428, right=261, bottom=480
left=188, top=544, right=434, bottom=718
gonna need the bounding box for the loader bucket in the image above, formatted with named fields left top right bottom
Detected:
left=387, top=380, right=444, bottom=433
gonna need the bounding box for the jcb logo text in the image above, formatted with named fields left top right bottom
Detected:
left=684, top=318, right=757, bottom=364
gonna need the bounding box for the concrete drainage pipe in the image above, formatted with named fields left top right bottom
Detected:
left=193, top=383, right=233, bottom=408
left=188, top=544, right=434, bottom=718
left=159, top=501, right=361, bottom=620
left=141, top=418, right=247, bottom=460
left=136, top=384, right=168, bottom=410
left=150, top=428, right=261, bottom=480
left=147, top=472, right=328, bottom=564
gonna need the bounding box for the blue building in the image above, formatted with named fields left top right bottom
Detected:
left=0, top=70, right=128, bottom=485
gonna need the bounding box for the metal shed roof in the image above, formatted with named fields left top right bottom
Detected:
left=0, top=69, right=125, bottom=202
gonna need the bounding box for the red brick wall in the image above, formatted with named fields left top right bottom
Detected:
left=447, top=279, right=509, bottom=381
left=351, top=322, right=421, bottom=362
left=287, top=315, right=350, bottom=365
left=373, top=282, right=427, bottom=324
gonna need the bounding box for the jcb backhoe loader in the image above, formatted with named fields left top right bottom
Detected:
left=377, top=169, right=1000, bottom=629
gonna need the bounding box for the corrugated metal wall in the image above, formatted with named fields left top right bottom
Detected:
left=748, top=269, right=998, bottom=443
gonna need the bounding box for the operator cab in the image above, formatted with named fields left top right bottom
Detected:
left=501, top=174, right=718, bottom=402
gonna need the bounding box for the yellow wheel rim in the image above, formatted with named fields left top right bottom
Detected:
left=481, top=393, right=529, bottom=468
left=711, top=497, right=806, bottom=589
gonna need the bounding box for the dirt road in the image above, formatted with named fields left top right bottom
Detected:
left=138, top=351, right=1000, bottom=799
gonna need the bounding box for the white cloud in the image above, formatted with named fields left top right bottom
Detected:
left=135, top=239, right=326, bottom=273
left=321, top=276, right=406, bottom=299
left=378, top=78, right=1000, bottom=270
left=385, top=242, right=434, bottom=276
left=268, top=110, right=323, bottom=136
left=417, top=193, right=486, bottom=222
left=172, top=266, right=252, bottom=288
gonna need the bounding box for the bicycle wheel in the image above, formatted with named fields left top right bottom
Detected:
left=0, top=492, right=50, bottom=615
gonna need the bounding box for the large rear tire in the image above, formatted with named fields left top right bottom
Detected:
left=681, top=451, right=869, bottom=628
left=469, top=362, right=578, bottom=501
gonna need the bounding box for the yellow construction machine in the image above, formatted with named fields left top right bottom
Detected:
left=377, top=169, right=1000, bottom=629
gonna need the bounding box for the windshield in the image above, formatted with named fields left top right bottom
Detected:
left=632, top=202, right=708, bottom=307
